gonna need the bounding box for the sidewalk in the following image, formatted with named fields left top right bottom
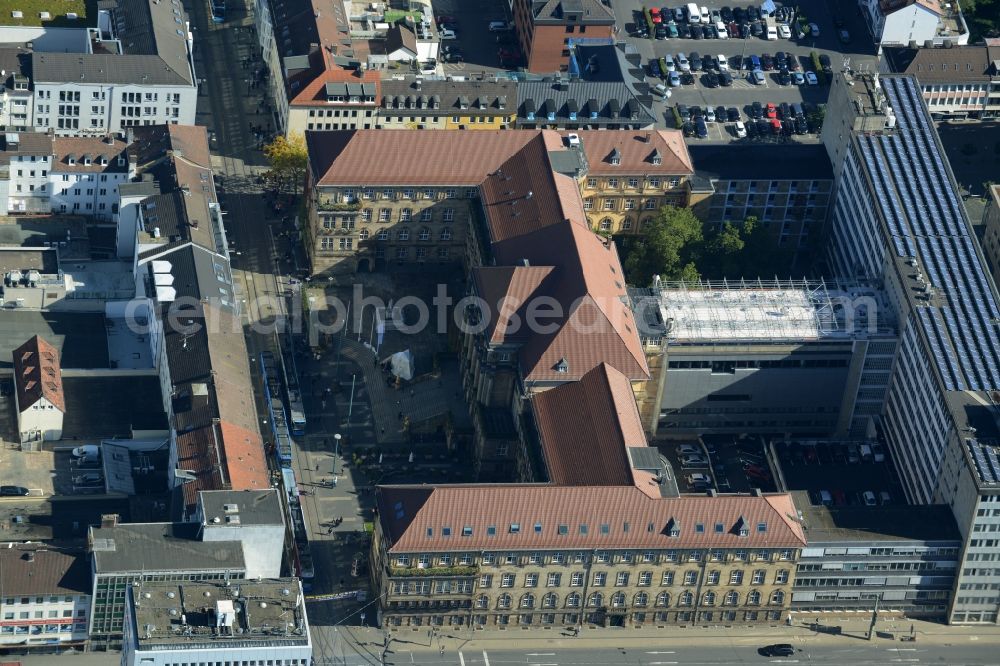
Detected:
left=335, top=615, right=1000, bottom=655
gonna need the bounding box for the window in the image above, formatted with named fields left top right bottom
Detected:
left=398, top=229, right=410, bottom=241
left=624, top=199, right=635, bottom=210
left=603, top=199, right=616, bottom=210
left=607, top=178, right=619, bottom=188
left=702, top=591, right=716, bottom=606
left=628, top=177, right=639, bottom=188
left=570, top=572, right=584, bottom=587
left=542, top=593, right=557, bottom=609
left=775, top=570, right=789, bottom=584
left=361, top=209, right=372, bottom=222
left=611, top=592, right=626, bottom=608
left=400, top=208, right=412, bottom=222
left=593, top=572, right=607, bottom=586
left=730, top=570, right=744, bottom=585
left=476, top=594, right=489, bottom=609
left=547, top=573, right=561, bottom=587
left=440, top=228, right=452, bottom=241
left=442, top=208, right=455, bottom=222
left=378, top=208, right=390, bottom=222
left=479, top=574, right=493, bottom=588
left=656, top=591, right=670, bottom=607
left=752, top=570, right=765, bottom=585
left=661, top=571, right=674, bottom=586
left=520, top=593, right=535, bottom=608
left=706, top=570, right=720, bottom=585
left=420, top=208, right=433, bottom=222
left=501, top=573, right=515, bottom=588
left=683, top=571, right=697, bottom=585
left=525, top=573, right=538, bottom=587
left=615, top=572, right=629, bottom=586
left=747, top=590, right=761, bottom=606
left=769, top=590, right=785, bottom=605
left=587, top=592, right=603, bottom=608
left=377, top=229, right=389, bottom=240
left=679, top=591, right=693, bottom=607
left=497, top=594, right=512, bottom=609
left=599, top=218, right=612, bottom=231
left=724, top=591, right=740, bottom=606
left=566, top=592, right=581, bottom=608
left=595, top=551, right=609, bottom=563
left=638, top=571, right=652, bottom=586
left=584, top=198, right=593, bottom=210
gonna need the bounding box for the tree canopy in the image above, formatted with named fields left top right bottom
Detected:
left=263, top=134, right=308, bottom=195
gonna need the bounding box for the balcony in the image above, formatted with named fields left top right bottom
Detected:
left=390, top=565, right=478, bottom=578
left=317, top=201, right=361, bottom=212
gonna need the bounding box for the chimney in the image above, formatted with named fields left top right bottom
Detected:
left=101, top=513, right=119, bottom=528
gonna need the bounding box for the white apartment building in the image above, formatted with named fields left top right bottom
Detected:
left=31, top=0, right=197, bottom=135
left=0, top=547, right=90, bottom=648
left=0, top=46, right=33, bottom=130
left=859, top=0, right=967, bottom=47
left=823, top=72, right=1000, bottom=624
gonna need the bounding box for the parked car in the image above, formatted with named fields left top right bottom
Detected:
left=0, top=486, right=28, bottom=496
left=734, top=120, right=747, bottom=138
left=805, top=71, right=818, bottom=85
left=879, top=491, right=893, bottom=505
left=669, top=71, right=681, bottom=86
left=719, top=70, right=733, bottom=85
left=778, top=23, right=791, bottom=38
left=777, top=69, right=791, bottom=85
left=792, top=71, right=805, bottom=85
left=488, top=20, right=512, bottom=31
left=439, top=28, right=457, bottom=39
left=839, top=28, right=851, bottom=43
left=705, top=106, right=716, bottom=122
left=690, top=52, right=702, bottom=70
left=716, top=53, right=729, bottom=70
left=766, top=25, right=778, bottom=40
left=682, top=453, right=709, bottom=465
left=750, top=101, right=763, bottom=118
left=863, top=490, right=877, bottom=506
left=652, top=82, right=670, bottom=98
left=703, top=72, right=720, bottom=87
left=761, top=53, right=774, bottom=70
left=679, top=444, right=702, bottom=455
left=819, top=53, right=832, bottom=72
left=676, top=52, right=690, bottom=71
left=688, top=472, right=712, bottom=485
left=751, top=69, right=766, bottom=84
left=726, top=106, right=740, bottom=121
left=795, top=116, right=808, bottom=134
left=808, top=22, right=820, bottom=36
left=435, top=13, right=456, bottom=24
left=676, top=103, right=691, bottom=120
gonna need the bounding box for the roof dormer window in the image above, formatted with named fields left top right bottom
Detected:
left=67, top=156, right=75, bottom=165
left=555, top=358, right=569, bottom=373
left=609, top=148, right=621, bottom=166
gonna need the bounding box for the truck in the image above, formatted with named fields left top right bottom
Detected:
left=686, top=3, right=701, bottom=23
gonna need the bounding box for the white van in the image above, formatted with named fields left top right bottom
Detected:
left=686, top=3, right=701, bottom=23
left=715, top=21, right=728, bottom=38
left=700, top=6, right=710, bottom=22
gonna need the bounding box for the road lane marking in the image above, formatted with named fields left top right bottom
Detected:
left=649, top=662, right=678, bottom=665
left=483, top=650, right=490, bottom=666
left=526, top=654, right=555, bottom=656
left=459, top=651, right=465, bottom=666
left=646, top=652, right=676, bottom=654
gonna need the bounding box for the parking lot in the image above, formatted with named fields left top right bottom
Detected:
left=428, top=0, right=516, bottom=75
left=655, top=435, right=779, bottom=494
left=774, top=439, right=906, bottom=507
left=609, top=0, right=880, bottom=137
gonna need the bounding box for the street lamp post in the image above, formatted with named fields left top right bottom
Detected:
left=333, top=433, right=342, bottom=477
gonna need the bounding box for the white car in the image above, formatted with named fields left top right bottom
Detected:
left=705, top=107, right=716, bottom=122
left=687, top=473, right=712, bottom=486
left=700, top=5, right=710, bottom=22
left=809, top=22, right=820, bottom=36
left=778, top=23, right=791, bottom=38
left=766, top=25, right=778, bottom=40
left=716, top=54, right=729, bottom=70
left=678, top=444, right=702, bottom=455
left=566, top=133, right=581, bottom=147
left=805, top=71, right=818, bottom=85
left=734, top=120, right=747, bottom=138
left=488, top=20, right=512, bottom=31
left=715, top=21, right=728, bottom=38
left=682, top=455, right=709, bottom=467
left=439, top=28, right=457, bottom=39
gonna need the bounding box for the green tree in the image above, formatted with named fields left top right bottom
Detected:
left=620, top=205, right=704, bottom=285
left=703, top=222, right=745, bottom=278
left=264, top=134, right=308, bottom=195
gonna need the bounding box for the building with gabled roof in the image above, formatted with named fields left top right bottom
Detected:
left=12, top=334, right=65, bottom=443
left=858, top=0, right=967, bottom=46
left=881, top=42, right=1000, bottom=119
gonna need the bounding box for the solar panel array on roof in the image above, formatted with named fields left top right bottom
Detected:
left=858, top=76, right=1000, bottom=392
left=967, top=438, right=1000, bottom=486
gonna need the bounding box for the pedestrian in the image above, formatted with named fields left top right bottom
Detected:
left=439, top=646, right=444, bottom=655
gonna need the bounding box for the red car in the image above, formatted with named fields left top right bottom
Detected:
left=649, top=7, right=662, bottom=22
left=765, top=103, right=777, bottom=119
left=770, top=118, right=782, bottom=134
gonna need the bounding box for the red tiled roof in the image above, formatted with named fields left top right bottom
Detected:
left=376, top=484, right=806, bottom=553
left=473, top=265, right=555, bottom=345
left=218, top=421, right=269, bottom=491
left=533, top=363, right=646, bottom=486
left=176, top=424, right=227, bottom=513
left=494, top=222, right=648, bottom=382
left=880, top=0, right=941, bottom=15
left=12, top=335, right=64, bottom=412
left=568, top=130, right=693, bottom=175
left=307, top=130, right=541, bottom=186
left=52, top=135, right=129, bottom=172
left=290, top=66, right=381, bottom=107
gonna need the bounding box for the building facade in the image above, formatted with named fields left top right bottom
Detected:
left=12, top=335, right=65, bottom=443
left=0, top=47, right=33, bottom=131
left=288, top=71, right=381, bottom=135
left=377, top=79, right=516, bottom=130
left=0, top=547, right=90, bottom=649
left=822, top=72, right=1000, bottom=624
left=575, top=130, right=693, bottom=236
left=372, top=485, right=804, bottom=628
left=511, top=0, right=615, bottom=72
left=981, top=184, right=1000, bottom=285
left=881, top=43, right=1000, bottom=119
left=687, top=144, right=834, bottom=251
left=858, top=0, right=966, bottom=47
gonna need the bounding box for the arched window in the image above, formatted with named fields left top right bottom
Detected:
left=655, top=592, right=670, bottom=607
left=475, top=594, right=489, bottom=609
left=611, top=592, right=626, bottom=608
left=359, top=229, right=370, bottom=240
left=770, top=590, right=785, bottom=605
left=520, top=593, right=535, bottom=609
left=747, top=590, right=761, bottom=606
left=542, top=593, right=557, bottom=609
left=587, top=592, right=603, bottom=608
left=497, top=593, right=512, bottom=609
left=621, top=217, right=633, bottom=231
left=566, top=592, right=581, bottom=608
left=679, top=591, right=693, bottom=607
left=703, top=591, right=716, bottom=606
left=633, top=592, right=649, bottom=607
left=724, top=591, right=739, bottom=606
left=599, top=218, right=612, bottom=231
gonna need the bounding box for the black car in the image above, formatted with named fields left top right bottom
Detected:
left=762, top=644, right=795, bottom=657
left=721, top=6, right=733, bottom=21
left=677, top=103, right=691, bottom=120
left=819, top=53, right=833, bottom=72
left=695, top=116, right=708, bottom=138
left=756, top=118, right=771, bottom=135
left=691, top=24, right=703, bottom=39
left=750, top=20, right=763, bottom=36
left=690, top=105, right=704, bottom=118
left=727, top=106, right=740, bottom=121
left=775, top=51, right=788, bottom=68
left=701, top=24, right=714, bottom=38
left=777, top=69, right=791, bottom=86
left=682, top=121, right=695, bottom=137
left=740, top=22, right=751, bottom=38
left=748, top=5, right=760, bottom=20
left=733, top=6, right=746, bottom=21
left=750, top=101, right=763, bottom=119
left=0, top=486, right=28, bottom=496
left=719, top=70, right=733, bottom=86
left=780, top=102, right=792, bottom=119
left=795, top=117, right=809, bottom=134
left=787, top=54, right=800, bottom=71
left=761, top=53, right=774, bottom=70
left=715, top=105, right=728, bottom=122
left=654, top=23, right=668, bottom=39
left=703, top=73, right=719, bottom=88
left=690, top=52, right=702, bottom=70
left=680, top=72, right=695, bottom=85
left=678, top=22, right=691, bottom=38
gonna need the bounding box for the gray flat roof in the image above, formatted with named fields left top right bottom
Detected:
left=689, top=143, right=834, bottom=182
left=793, top=491, right=962, bottom=543
left=62, top=375, right=168, bottom=438
left=0, top=496, right=136, bottom=542
left=198, top=489, right=284, bottom=527
left=91, top=522, right=246, bottom=574
left=32, top=53, right=191, bottom=86
left=0, top=311, right=109, bottom=370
